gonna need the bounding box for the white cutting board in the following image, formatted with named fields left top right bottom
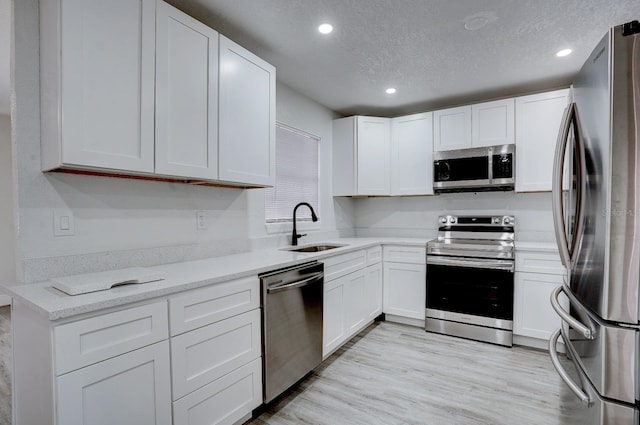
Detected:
left=51, top=267, right=167, bottom=296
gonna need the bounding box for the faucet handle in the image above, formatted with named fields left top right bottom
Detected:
left=297, top=233, right=307, bottom=238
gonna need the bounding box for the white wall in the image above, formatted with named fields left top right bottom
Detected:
left=12, top=0, right=353, bottom=283
left=0, top=114, right=15, bottom=303
left=354, top=191, right=555, bottom=243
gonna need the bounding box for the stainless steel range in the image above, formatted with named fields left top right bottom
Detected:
left=425, top=215, right=515, bottom=347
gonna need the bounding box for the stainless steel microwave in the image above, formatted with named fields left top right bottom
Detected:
left=433, top=144, right=515, bottom=193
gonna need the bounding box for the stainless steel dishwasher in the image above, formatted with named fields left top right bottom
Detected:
left=260, top=261, right=323, bottom=403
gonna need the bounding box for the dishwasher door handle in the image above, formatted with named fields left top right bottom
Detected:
left=266, top=272, right=324, bottom=294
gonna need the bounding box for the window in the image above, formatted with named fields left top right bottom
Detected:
left=265, top=124, right=319, bottom=223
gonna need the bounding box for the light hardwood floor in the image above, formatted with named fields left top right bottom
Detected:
left=248, top=321, right=586, bottom=425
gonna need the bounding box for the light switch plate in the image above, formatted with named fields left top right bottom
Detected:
left=53, top=209, right=75, bottom=236
left=196, top=211, right=207, bottom=230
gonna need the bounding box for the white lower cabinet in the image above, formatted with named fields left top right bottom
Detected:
left=57, top=341, right=172, bottom=425
left=364, top=263, right=383, bottom=321
left=383, top=262, right=426, bottom=319
left=173, top=358, right=262, bottom=425
left=514, top=272, right=567, bottom=341
left=322, top=248, right=383, bottom=358
left=513, top=247, right=568, bottom=349
left=382, top=245, right=426, bottom=321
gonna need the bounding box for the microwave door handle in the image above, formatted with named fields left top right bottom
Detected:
left=548, top=328, right=592, bottom=406
left=552, top=103, right=574, bottom=268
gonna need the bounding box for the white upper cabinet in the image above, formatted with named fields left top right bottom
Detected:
left=155, top=2, right=219, bottom=180
left=218, top=35, right=276, bottom=187
left=471, top=98, right=515, bottom=147
left=390, top=112, right=434, bottom=195
left=433, top=105, right=472, bottom=151
left=332, top=116, right=391, bottom=196
left=40, top=0, right=156, bottom=173
left=357, top=116, right=391, bottom=195
left=515, top=89, right=570, bottom=192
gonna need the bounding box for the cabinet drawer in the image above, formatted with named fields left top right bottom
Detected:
left=169, top=276, right=259, bottom=336
left=383, top=245, right=426, bottom=264
left=54, top=301, right=168, bottom=375
left=515, top=251, right=565, bottom=275
left=170, top=309, right=261, bottom=400
left=324, top=250, right=366, bottom=281
left=173, top=357, right=262, bottom=425
left=366, top=246, right=382, bottom=265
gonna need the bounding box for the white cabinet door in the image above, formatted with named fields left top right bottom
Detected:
left=364, top=263, right=383, bottom=321
left=383, top=262, right=426, bottom=319
left=155, top=1, right=219, bottom=179
left=433, top=105, right=472, bottom=151
left=514, top=272, right=567, bottom=340
left=515, top=89, right=570, bottom=192
left=219, top=35, right=276, bottom=186
left=57, top=341, right=171, bottom=425
left=471, top=98, right=515, bottom=147
left=343, top=269, right=366, bottom=335
left=41, top=0, right=156, bottom=173
left=391, top=112, right=434, bottom=195
left=357, top=116, right=391, bottom=195
left=323, top=277, right=346, bottom=358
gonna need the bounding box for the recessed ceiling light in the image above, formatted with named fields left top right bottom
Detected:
left=556, top=48, right=572, bottom=57
left=386, top=88, right=397, bottom=94
left=318, top=23, right=333, bottom=34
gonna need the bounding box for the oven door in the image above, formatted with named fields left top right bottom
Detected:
left=426, top=256, right=514, bottom=322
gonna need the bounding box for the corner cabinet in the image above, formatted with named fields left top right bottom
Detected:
left=390, top=112, right=434, bottom=195
left=40, top=0, right=156, bottom=173
left=333, top=116, right=391, bottom=196
left=155, top=1, right=219, bottom=179
left=218, top=36, right=276, bottom=187
left=40, top=0, right=275, bottom=188
left=515, top=89, right=570, bottom=192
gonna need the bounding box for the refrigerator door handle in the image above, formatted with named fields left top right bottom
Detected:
left=548, top=328, right=592, bottom=406
left=552, top=103, right=574, bottom=268
left=550, top=285, right=595, bottom=339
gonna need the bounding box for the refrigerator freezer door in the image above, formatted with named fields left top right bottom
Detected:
left=550, top=328, right=639, bottom=425
left=554, top=285, right=639, bottom=404
left=570, top=25, right=640, bottom=325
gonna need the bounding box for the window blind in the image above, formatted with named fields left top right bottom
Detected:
left=265, top=124, right=319, bottom=223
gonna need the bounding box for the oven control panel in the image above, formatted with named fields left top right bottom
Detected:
left=438, top=215, right=515, bottom=227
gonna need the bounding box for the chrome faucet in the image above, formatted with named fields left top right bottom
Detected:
left=291, top=202, right=318, bottom=246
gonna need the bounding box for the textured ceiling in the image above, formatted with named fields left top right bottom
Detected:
left=168, top=0, right=640, bottom=117
left=1, top=1, right=639, bottom=117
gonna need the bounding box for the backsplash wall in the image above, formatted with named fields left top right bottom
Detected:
left=354, top=191, right=555, bottom=243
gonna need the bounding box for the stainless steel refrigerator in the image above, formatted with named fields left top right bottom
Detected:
left=549, top=21, right=640, bottom=424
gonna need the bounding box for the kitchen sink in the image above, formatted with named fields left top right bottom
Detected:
left=285, top=244, right=347, bottom=253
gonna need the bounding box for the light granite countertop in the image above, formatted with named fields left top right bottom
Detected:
left=1, top=237, right=430, bottom=321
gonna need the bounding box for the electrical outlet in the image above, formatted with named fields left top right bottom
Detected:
left=53, top=209, right=75, bottom=236
left=196, top=211, right=207, bottom=230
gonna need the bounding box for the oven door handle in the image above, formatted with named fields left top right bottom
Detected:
left=550, top=285, right=595, bottom=339
left=548, top=328, right=592, bottom=406
left=427, top=256, right=514, bottom=271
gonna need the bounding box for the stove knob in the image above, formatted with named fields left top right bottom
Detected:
left=440, top=217, right=447, bottom=224
left=503, top=217, right=512, bottom=225
left=449, top=217, right=457, bottom=224
left=493, top=217, right=500, bottom=224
